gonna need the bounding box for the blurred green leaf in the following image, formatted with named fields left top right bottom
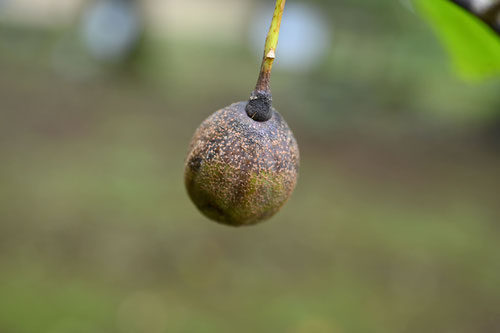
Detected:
left=415, top=0, right=500, bottom=80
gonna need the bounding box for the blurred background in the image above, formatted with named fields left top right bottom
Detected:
left=1, top=0, right=500, bottom=332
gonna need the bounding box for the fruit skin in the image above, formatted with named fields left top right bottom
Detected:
left=185, top=101, right=299, bottom=227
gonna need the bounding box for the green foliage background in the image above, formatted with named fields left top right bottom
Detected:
left=0, top=0, right=499, bottom=332
left=416, top=0, right=500, bottom=80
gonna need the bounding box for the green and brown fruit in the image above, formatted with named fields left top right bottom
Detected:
left=184, top=0, right=298, bottom=226
left=185, top=101, right=299, bottom=227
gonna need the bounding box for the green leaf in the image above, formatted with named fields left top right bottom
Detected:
left=415, top=0, right=500, bottom=81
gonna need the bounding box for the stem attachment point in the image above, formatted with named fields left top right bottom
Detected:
left=246, top=90, right=273, bottom=122
left=247, top=0, right=286, bottom=122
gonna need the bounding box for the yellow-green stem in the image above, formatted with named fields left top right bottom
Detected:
left=255, top=0, right=286, bottom=92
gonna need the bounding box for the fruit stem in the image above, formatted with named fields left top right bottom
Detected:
left=256, top=0, right=286, bottom=92
left=246, top=0, right=286, bottom=122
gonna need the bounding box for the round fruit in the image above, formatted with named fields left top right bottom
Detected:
left=185, top=101, right=299, bottom=226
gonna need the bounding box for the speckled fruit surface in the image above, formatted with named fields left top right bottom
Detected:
left=185, top=101, right=299, bottom=227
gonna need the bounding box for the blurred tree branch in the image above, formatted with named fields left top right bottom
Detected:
left=450, top=0, right=500, bottom=34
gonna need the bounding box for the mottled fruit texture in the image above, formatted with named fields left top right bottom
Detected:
left=185, top=101, right=299, bottom=227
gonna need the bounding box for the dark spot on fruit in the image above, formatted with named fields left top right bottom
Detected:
left=189, top=157, right=202, bottom=172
